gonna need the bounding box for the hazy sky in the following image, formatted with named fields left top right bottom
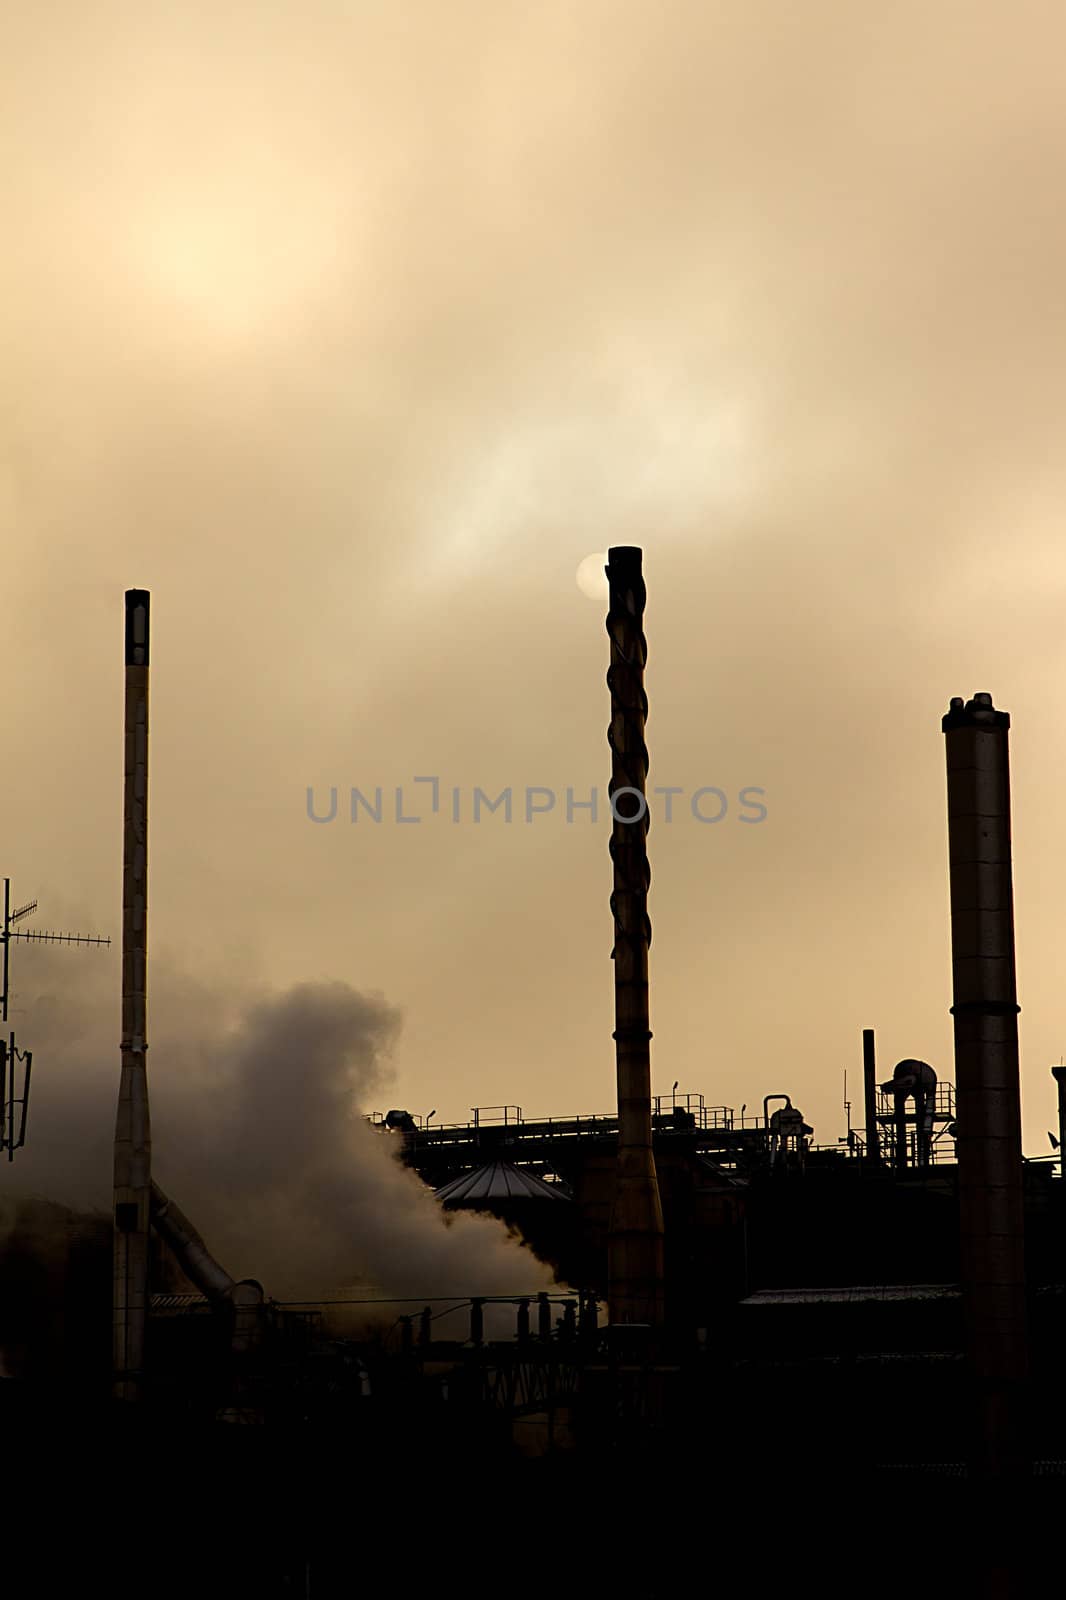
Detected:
left=5, top=1, right=1066, bottom=1175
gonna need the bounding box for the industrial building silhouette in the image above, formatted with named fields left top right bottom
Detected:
left=2, top=566, right=1064, bottom=1589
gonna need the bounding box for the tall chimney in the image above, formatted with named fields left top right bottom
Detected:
left=605, top=547, right=665, bottom=1327
left=862, top=1028, right=881, bottom=1166
left=942, top=692, right=1028, bottom=1477
left=113, top=589, right=152, bottom=1401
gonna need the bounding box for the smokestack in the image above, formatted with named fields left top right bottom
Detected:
left=862, top=1028, right=880, bottom=1166
left=605, top=547, right=665, bottom=1327
left=113, top=589, right=152, bottom=1401
left=942, top=692, right=1028, bottom=1478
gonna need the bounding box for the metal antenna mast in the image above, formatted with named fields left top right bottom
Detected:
left=0, top=876, right=110, bottom=1159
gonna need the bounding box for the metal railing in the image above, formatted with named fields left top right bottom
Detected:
left=471, top=1105, right=523, bottom=1129
left=367, top=1093, right=765, bottom=1139
left=368, top=1084, right=960, bottom=1143
left=875, top=1082, right=956, bottom=1119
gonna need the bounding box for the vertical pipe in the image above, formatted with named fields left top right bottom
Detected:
left=943, top=692, right=1028, bottom=1479
left=1051, top=1067, right=1066, bottom=1175
left=113, top=589, right=152, bottom=1402
left=605, top=546, right=665, bottom=1327
left=893, top=1093, right=908, bottom=1171
left=915, top=1081, right=933, bottom=1168
left=862, top=1028, right=880, bottom=1166
left=1, top=878, right=9, bottom=1024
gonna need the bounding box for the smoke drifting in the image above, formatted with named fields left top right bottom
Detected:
left=7, top=949, right=555, bottom=1303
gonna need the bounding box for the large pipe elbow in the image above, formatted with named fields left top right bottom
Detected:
left=150, top=1181, right=234, bottom=1300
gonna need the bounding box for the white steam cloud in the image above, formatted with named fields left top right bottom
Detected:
left=3, top=950, right=556, bottom=1307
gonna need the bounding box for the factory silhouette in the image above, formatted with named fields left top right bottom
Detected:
left=2, top=554, right=1062, bottom=1582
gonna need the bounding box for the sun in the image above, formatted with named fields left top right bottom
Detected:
left=575, top=552, right=609, bottom=601
left=126, top=168, right=341, bottom=343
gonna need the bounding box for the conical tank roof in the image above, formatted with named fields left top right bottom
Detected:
left=434, top=1160, right=570, bottom=1205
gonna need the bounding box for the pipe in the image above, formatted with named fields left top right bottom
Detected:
left=113, top=589, right=152, bottom=1402
left=763, top=1093, right=791, bottom=1172
left=915, top=1068, right=936, bottom=1169
left=1052, top=1067, right=1066, bottom=1175
left=762, top=1093, right=791, bottom=1130
left=149, top=1181, right=235, bottom=1300
left=862, top=1029, right=880, bottom=1166
left=893, top=1087, right=908, bottom=1171
left=942, top=692, right=1028, bottom=1479
left=605, top=547, right=665, bottom=1328
left=149, top=1180, right=264, bottom=1355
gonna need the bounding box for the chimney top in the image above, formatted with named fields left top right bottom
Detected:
left=942, top=692, right=1010, bottom=732
left=124, top=590, right=150, bottom=668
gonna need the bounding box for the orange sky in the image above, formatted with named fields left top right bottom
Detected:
left=5, top=1, right=1066, bottom=1189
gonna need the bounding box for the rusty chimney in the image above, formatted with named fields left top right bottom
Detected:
left=113, top=589, right=152, bottom=1401
left=942, top=692, right=1028, bottom=1477
left=605, top=547, right=665, bottom=1327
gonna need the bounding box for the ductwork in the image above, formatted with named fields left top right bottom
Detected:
left=150, top=1181, right=264, bottom=1357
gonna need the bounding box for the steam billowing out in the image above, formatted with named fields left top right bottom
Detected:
left=6, top=949, right=555, bottom=1304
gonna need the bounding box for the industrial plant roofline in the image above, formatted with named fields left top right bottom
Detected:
left=370, top=1080, right=962, bottom=1180
left=369, top=1091, right=748, bottom=1139
left=370, top=1082, right=956, bottom=1141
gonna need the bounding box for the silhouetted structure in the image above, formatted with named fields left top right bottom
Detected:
left=4, top=572, right=1065, bottom=1548
left=604, top=546, right=664, bottom=1328
left=943, top=693, right=1028, bottom=1479
left=113, top=589, right=153, bottom=1401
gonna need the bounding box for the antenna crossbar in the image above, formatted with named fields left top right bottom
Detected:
left=1, top=878, right=110, bottom=1153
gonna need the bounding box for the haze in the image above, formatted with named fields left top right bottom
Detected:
left=5, top=1, right=1066, bottom=1192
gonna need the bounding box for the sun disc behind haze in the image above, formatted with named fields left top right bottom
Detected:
left=576, top=552, right=609, bottom=601
left=126, top=160, right=345, bottom=344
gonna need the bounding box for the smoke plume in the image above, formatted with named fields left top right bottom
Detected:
left=3, top=947, right=556, bottom=1306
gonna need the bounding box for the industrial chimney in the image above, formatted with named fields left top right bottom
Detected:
left=113, top=589, right=152, bottom=1401
left=605, top=547, right=665, bottom=1327
left=942, top=692, right=1028, bottom=1478
left=862, top=1028, right=881, bottom=1167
